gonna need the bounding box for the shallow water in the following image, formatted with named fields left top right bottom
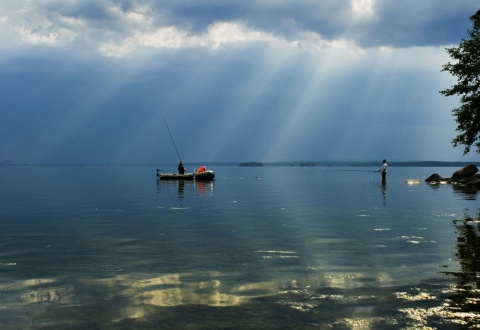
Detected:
left=0, top=165, right=479, bottom=329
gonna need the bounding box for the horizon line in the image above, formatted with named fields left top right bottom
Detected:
left=1, top=160, right=479, bottom=167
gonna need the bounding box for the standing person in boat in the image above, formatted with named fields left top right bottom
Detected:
left=377, top=159, right=387, bottom=184
left=178, top=161, right=186, bottom=175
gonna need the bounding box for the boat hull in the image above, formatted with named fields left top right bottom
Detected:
left=158, top=173, right=195, bottom=180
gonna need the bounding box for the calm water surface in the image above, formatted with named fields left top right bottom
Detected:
left=0, top=165, right=479, bottom=329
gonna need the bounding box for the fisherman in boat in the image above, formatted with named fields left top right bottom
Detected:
left=178, top=161, right=186, bottom=175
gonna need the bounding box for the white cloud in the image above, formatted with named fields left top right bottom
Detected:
left=202, top=21, right=277, bottom=49
left=108, top=3, right=154, bottom=27
left=99, top=38, right=136, bottom=58
left=100, top=21, right=281, bottom=57
left=57, top=15, right=86, bottom=28
left=351, top=0, right=375, bottom=19
left=136, top=26, right=189, bottom=49
left=100, top=20, right=368, bottom=58
left=291, top=30, right=363, bottom=55
left=17, top=25, right=76, bottom=45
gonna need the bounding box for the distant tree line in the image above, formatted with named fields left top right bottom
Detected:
left=239, top=162, right=264, bottom=167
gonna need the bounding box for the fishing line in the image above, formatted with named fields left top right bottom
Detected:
left=160, top=111, right=182, bottom=162
left=331, top=169, right=377, bottom=172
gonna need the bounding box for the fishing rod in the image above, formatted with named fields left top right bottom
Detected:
left=160, top=112, right=182, bottom=162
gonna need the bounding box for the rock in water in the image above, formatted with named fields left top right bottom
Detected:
left=425, top=173, right=444, bottom=182
left=452, top=164, right=478, bottom=179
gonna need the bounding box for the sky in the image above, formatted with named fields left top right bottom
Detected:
left=1, top=1, right=479, bottom=164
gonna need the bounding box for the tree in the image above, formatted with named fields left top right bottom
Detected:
left=440, top=9, right=480, bottom=155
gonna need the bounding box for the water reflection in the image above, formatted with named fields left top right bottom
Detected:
left=381, top=182, right=387, bottom=205
left=373, top=182, right=387, bottom=205
left=106, top=272, right=273, bottom=307
left=195, top=180, right=214, bottom=197
left=400, top=213, right=480, bottom=327
left=2, top=165, right=479, bottom=328
left=427, top=181, right=478, bottom=200
left=0, top=269, right=416, bottom=328
left=446, top=214, right=480, bottom=327
left=156, top=179, right=215, bottom=200
left=156, top=180, right=192, bottom=201
left=452, top=184, right=478, bottom=200
left=178, top=180, right=185, bottom=200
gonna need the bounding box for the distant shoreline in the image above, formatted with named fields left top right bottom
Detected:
left=1, top=161, right=479, bottom=167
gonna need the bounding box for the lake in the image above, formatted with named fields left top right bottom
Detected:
left=0, top=164, right=479, bottom=329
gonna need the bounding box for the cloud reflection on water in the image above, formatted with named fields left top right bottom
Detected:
left=0, top=264, right=476, bottom=328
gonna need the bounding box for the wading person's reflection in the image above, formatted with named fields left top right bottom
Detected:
left=382, top=183, right=386, bottom=205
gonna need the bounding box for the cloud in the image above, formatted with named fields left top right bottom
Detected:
left=2, top=1, right=477, bottom=55
left=136, top=21, right=277, bottom=49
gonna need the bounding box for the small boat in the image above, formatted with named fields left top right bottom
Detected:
left=158, top=113, right=215, bottom=181
left=156, top=166, right=215, bottom=181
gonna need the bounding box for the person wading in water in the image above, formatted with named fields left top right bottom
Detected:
left=377, top=159, right=387, bottom=184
